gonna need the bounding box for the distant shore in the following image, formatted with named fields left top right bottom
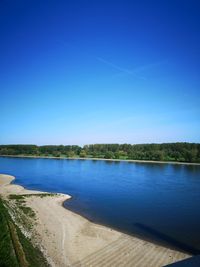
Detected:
left=1, top=154, right=200, bottom=165
left=0, top=174, right=190, bottom=266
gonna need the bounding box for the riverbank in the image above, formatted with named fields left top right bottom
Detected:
left=1, top=154, right=200, bottom=165
left=0, top=174, right=190, bottom=267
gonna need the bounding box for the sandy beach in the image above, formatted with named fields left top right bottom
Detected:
left=0, top=174, right=190, bottom=267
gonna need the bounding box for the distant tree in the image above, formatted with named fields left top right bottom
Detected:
left=0, top=143, right=200, bottom=163
left=92, top=151, right=98, bottom=158
left=52, top=151, right=61, bottom=157
left=79, top=150, right=87, bottom=158
left=153, top=151, right=164, bottom=161
left=114, top=151, right=120, bottom=159
left=104, top=151, right=114, bottom=159
left=114, top=150, right=127, bottom=159
left=184, top=149, right=198, bottom=162
left=67, top=150, right=76, bottom=157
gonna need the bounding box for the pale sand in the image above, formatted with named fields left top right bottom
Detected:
left=0, top=174, right=190, bottom=267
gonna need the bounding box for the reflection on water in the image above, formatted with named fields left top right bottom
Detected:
left=0, top=157, right=200, bottom=254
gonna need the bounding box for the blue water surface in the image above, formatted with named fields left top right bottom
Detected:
left=0, top=157, right=200, bottom=254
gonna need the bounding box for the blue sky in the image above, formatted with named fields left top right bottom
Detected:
left=1, top=0, right=200, bottom=145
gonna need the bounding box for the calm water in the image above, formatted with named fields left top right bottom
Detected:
left=0, top=157, right=200, bottom=254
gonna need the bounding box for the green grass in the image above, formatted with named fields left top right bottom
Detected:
left=8, top=193, right=57, bottom=232
left=9, top=194, right=25, bottom=200
left=18, top=206, right=36, bottom=218
left=9, top=194, right=36, bottom=219
left=9, top=193, right=57, bottom=200
left=0, top=198, right=19, bottom=267
left=0, top=197, right=49, bottom=267
left=8, top=220, right=28, bottom=267
left=16, top=225, right=49, bottom=267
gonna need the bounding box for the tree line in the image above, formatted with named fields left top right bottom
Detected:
left=0, top=143, right=200, bottom=163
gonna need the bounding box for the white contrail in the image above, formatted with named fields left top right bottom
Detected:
left=97, top=57, right=133, bottom=74
left=97, top=57, right=167, bottom=80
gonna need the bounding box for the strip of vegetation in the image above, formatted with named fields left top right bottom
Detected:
left=9, top=193, right=57, bottom=200
left=8, top=195, right=36, bottom=219
left=0, top=198, right=19, bottom=267
left=8, top=220, right=28, bottom=267
left=0, top=197, right=49, bottom=267
left=0, top=142, right=200, bottom=163
left=16, top=224, right=49, bottom=267
left=18, top=206, right=36, bottom=218
left=8, top=194, right=57, bottom=228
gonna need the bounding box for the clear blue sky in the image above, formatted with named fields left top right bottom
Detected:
left=1, top=0, right=200, bottom=145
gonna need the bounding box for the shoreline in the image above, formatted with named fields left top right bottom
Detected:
left=63, top=199, right=199, bottom=255
left=3, top=173, right=195, bottom=254
left=0, top=174, right=190, bottom=266
left=2, top=173, right=196, bottom=254
left=1, top=154, right=200, bottom=166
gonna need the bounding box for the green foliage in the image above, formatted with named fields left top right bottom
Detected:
left=80, top=149, right=87, bottom=158
left=104, top=151, right=114, bottom=159
left=9, top=195, right=25, bottom=200
left=9, top=193, right=57, bottom=199
left=84, top=143, right=200, bottom=163
left=0, top=143, right=200, bottom=163
left=16, top=227, right=49, bottom=267
left=0, top=197, right=49, bottom=267
left=18, top=206, right=36, bottom=218
left=0, top=199, right=19, bottom=267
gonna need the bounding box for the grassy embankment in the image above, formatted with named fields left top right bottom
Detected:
left=0, top=196, right=49, bottom=267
